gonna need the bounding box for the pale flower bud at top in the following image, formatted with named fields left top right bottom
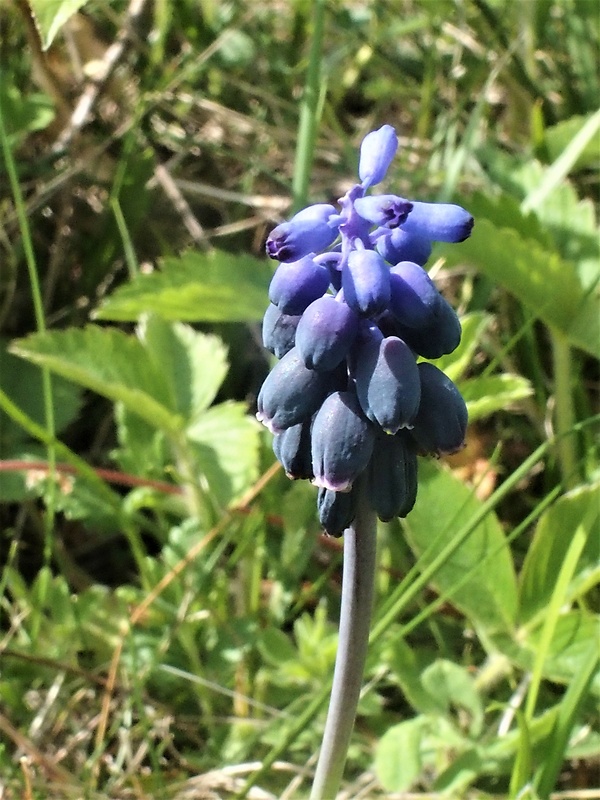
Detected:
left=358, top=124, right=398, bottom=189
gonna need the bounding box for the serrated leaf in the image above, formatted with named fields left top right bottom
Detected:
left=187, top=401, right=260, bottom=507
left=0, top=445, right=47, bottom=501
left=94, top=250, right=272, bottom=322
left=113, top=403, right=169, bottom=478
left=405, top=460, right=518, bottom=633
left=462, top=191, right=552, bottom=248
left=28, top=0, right=89, bottom=50
left=519, top=483, right=600, bottom=624
left=138, top=315, right=228, bottom=420
left=0, top=339, right=82, bottom=447
left=10, top=326, right=180, bottom=434
left=440, top=219, right=599, bottom=358
left=460, top=374, right=533, bottom=422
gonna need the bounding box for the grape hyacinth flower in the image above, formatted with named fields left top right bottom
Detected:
left=260, top=124, right=471, bottom=534
left=258, top=125, right=473, bottom=800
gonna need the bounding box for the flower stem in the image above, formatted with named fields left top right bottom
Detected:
left=310, top=475, right=377, bottom=800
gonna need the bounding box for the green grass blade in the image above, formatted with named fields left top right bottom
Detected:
left=0, top=84, right=57, bottom=637
left=292, top=0, right=327, bottom=212
left=535, top=640, right=598, bottom=798
left=522, top=107, right=600, bottom=213
left=524, top=521, right=590, bottom=722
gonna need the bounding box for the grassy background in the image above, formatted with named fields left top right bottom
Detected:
left=0, top=1, right=598, bottom=798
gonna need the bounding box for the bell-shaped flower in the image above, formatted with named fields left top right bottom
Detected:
left=266, top=203, right=340, bottom=262
left=375, top=226, right=432, bottom=266
left=269, top=256, right=331, bottom=315
left=262, top=303, right=301, bottom=359
left=394, top=296, right=462, bottom=359
left=273, top=420, right=314, bottom=480
left=389, top=261, right=441, bottom=329
left=317, top=486, right=357, bottom=537
left=410, top=362, right=468, bottom=455
left=316, top=251, right=343, bottom=291
left=256, top=347, right=339, bottom=433
left=342, top=248, right=390, bottom=317
left=367, top=432, right=418, bottom=521
left=312, top=390, right=375, bottom=492
left=400, top=201, right=474, bottom=243
left=296, top=295, right=359, bottom=371
left=354, top=332, right=421, bottom=433
left=354, top=195, right=413, bottom=229
left=358, top=124, right=398, bottom=188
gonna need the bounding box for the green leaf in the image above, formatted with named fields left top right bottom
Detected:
left=112, top=403, right=169, bottom=479
left=526, top=612, right=600, bottom=696
left=0, top=339, right=82, bottom=447
left=404, top=460, right=518, bottom=633
left=519, top=483, right=600, bottom=624
left=388, top=639, right=440, bottom=716
left=544, top=113, right=600, bottom=172
left=0, top=445, right=47, bottom=502
left=0, top=84, right=54, bottom=143
left=28, top=0, right=90, bottom=50
left=187, top=401, right=261, bottom=507
left=10, top=326, right=180, bottom=434
left=440, top=219, right=599, bottom=358
left=509, top=712, right=533, bottom=798
left=522, top=108, right=600, bottom=213
left=94, top=250, right=272, bottom=323
left=421, top=660, right=483, bottom=737
left=460, top=190, right=552, bottom=249
left=374, top=717, right=426, bottom=792
left=138, top=315, right=228, bottom=421
left=432, top=312, right=490, bottom=383
left=280, top=481, right=318, bottom=579
left=535, top=640, right=599, bottom=798
left=460, top=374, right=533, bottom=422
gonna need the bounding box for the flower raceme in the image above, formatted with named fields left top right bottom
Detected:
left=258, top=125, right=472, bottom=535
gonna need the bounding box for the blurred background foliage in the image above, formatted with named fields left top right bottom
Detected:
left=0, top=0, right=598, bottom=798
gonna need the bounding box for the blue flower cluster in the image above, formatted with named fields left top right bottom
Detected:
left=258, top=125, right=472, bottom=536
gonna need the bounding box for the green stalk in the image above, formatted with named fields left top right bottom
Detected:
left=0, top=93, right=56, bottom=637
left=551, top=329, right=578, bottom=488
left=310, top=475, right=378, bottom=800
left=292, top=0, right=327, bottom=212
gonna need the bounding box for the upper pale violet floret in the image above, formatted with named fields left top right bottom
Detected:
left=400, top=201, right=474, bottom=243
left=353, top=195, right=413, bottom=229
left=374, top=226, right=432, bottom=267
left=269, top=256, right=331, bottom=314
left=266, top=203, right=340, bottom=262
left=358, top=124, right=398, bottom=189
